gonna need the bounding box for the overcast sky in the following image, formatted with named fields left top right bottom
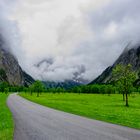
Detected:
left=0, top=0, right=140, bottom=82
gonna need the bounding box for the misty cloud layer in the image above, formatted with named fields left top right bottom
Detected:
left=1, top=0, right=140, bottom=82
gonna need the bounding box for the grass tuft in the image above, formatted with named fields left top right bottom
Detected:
left=0, top=93, right=14, bottom=140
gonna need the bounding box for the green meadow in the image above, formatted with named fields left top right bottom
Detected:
left=0, top=93, right=13, bottom=140
left=20, top=93, right=140, bottom=129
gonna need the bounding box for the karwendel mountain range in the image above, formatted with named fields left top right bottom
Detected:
left=1, top=31, right=140, bottom=87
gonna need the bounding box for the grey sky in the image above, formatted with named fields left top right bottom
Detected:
left=0, top=0, right=140, bottom=82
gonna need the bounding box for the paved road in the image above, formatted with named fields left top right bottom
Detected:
left=7, top=94, right=140, bottom=140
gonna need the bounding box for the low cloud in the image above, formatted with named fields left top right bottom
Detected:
left=1, top=0, right=140, bottom=82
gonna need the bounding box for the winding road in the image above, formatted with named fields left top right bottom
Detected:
left=7, top=94, right=140, bottom=140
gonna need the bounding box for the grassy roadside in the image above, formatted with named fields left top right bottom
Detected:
left=0, top=93, right=14, bottom=140
left=20, top=93, right=140, bottom=129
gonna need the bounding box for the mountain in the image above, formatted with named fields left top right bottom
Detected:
left=90, top=44, right=140, bottom=84
left=22, top=71, right=35, bottom=86
left=0, top=35, right=34, bottom=86
left=42, top=80, right=82, bottom=90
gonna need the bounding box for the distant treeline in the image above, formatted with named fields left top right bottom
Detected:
left=71, top=84, right=116, bottom=94
left=0, top=82, right=27, bottom=94
left=0, top=81, right=139, bottom=95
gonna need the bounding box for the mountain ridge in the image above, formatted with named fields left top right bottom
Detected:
left=42, top=80, right=82, bottom=90
left=90, top=44, right=140, bottom=84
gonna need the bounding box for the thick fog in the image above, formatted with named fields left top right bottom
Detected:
left=1, top=0, right=140, bottom=82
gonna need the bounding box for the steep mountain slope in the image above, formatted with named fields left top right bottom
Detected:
left=90, top=45, right=140, bottom=84
left=0, top=36, right=34, bottom=86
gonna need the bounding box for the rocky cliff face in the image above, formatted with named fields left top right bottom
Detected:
left=0, top=36, right=34, bottom=86
left=90, top=44, right=140, bottom=84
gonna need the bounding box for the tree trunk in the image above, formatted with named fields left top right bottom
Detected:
left=123, top=93, right=125, bottom=101
left=37, top=92, right=39, bottom=97
left=126, top=93, right=129, bottom=107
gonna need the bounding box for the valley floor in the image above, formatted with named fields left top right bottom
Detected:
left=8, top=93, right=140, bottom=140
left=20, top=93, right=140, bottom=129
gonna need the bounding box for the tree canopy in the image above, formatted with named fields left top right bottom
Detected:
left=113, top=64, right=136, bottom=106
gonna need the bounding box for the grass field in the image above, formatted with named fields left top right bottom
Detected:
left=0, top=93, right=13, bottom=140
left=20, top=93, right=140, bottom=129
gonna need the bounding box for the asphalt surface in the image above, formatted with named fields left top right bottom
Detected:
left=7, top=93, right=140, bottom=140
